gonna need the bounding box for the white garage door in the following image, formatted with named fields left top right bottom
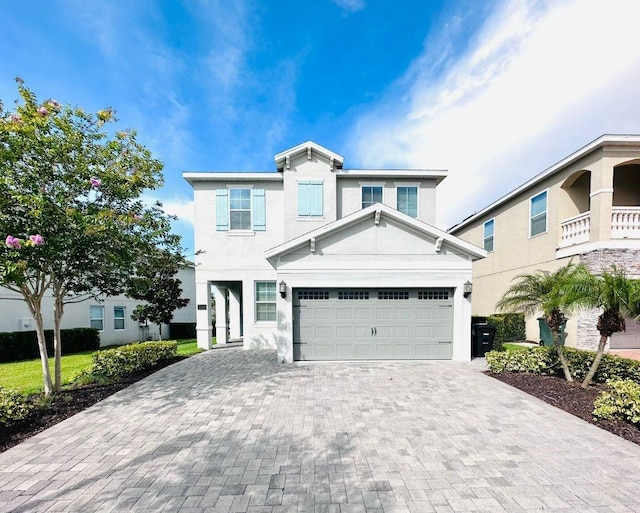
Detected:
left=293, top=288, right=454, bottom=360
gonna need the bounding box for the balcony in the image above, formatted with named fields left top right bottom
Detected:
left=559, top=207, right=640, bottom=248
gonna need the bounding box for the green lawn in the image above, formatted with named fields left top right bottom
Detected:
left=504, top=342, right=531, bottom=352
left=0, top=338, right=209, bottom=395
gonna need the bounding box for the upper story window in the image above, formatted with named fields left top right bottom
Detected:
left=298, top=181, right=323, bottom=217
left=483, top=219, right=494, bottom=252
left=216, top=188, right=266, bottom=232
left=90, top=305, right=104, bottom=331
left=397, top=186, right=418, bottom=218
left=362, top=186, right=383, bottom=209
left=530, top=190, right=547, bottom=237
left=114, top=306, right=126, bottom=330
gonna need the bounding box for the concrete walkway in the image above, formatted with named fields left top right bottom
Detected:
left=1, top=350, right=640, bottom=513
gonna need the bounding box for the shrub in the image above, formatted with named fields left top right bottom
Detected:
left=0, top=328, right=100, bottom=363
left=561, top=348, right=640, bottom=384
left=0, top=387, right=31, bottom=427
left=487, top=313, right=526, bottom=350
left=593, top=379, right=640, bottom=426
left=79, top=341, right=178, bottom=381
left=485, top=347, right=554, bottom=374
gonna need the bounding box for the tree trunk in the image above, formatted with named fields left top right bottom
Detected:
left=53, top=291, right=64, bottom=393
left=158, top=323, right=163, bottom=341
left=581, top=335, right=608, bottom=388
left=553, top=329, right=573, bottom=382
left=33, top=310, right=53, bottom=396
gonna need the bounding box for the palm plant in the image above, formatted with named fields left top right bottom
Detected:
left=496, top=262, right=586, bottom=382
left=571, top=266, right=639, bottom=388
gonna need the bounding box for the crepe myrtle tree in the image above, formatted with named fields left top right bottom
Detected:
left=0, top=78, right=182, bottom=395
left=127, top=247, right=190, bottom=341
left=496, top=262, right=588, bottom=382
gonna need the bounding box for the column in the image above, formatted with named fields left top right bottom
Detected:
left=228, top=287, right=242, bottom=340
left=214, top=285, right=228, bottom=345
left=589, top=157, right=614, bottom=242
left=195, top=281, right=213, bottom=351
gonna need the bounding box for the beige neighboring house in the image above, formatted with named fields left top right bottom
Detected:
left=449, top=134, right=640, bottom=350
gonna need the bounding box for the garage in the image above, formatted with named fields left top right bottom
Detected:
left=611, top=318, right=640, bottom=349
left=293, top=288, right=454, bottom=360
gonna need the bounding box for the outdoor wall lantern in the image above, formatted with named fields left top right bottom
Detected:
left=463, top=281, right=473, bottom=298
left=279, top=280, right=287, bottom=298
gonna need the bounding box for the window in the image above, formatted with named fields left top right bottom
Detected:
left=114, top=306, right=126, bottom=330
left=418, top=291, right=450, bottom=300
left=298, top=181, right=323, bottom=216
left=483, top=219, right=495, bottom=252
left=90, top=305, right=104, bottom=331
left=361, top=186, right=383, bottom=209
left=256, top=281, right=276, bottom=322
left=530, top=191, right=547, bottom=237
left=338, top=291, right=370, bottom=300
left=230, top=188, right=252, bottom=230
left=297, top=290, right=330, bottom=300
left=397, top=187, right=418, bottom=218
left=378, top=291, right=409, bottom=300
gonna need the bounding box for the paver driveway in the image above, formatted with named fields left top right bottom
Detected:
left=1, top=349, right=640, bottom=513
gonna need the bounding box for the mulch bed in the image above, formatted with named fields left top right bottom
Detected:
left=0, top=357, right=185, bottom=453
left=489, top=371, right=640, bottom=446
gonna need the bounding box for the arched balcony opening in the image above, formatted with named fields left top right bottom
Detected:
left=559, top=170, right=591, bottom=247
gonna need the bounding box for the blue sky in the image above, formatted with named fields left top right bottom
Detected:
left=3, top=0, right=640, bottom=257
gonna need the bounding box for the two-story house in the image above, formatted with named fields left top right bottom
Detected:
left=184, top=141, right=486, bottom=363
left=450, top=134, right=640, bottom=350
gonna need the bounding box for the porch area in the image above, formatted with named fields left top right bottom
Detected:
left=560, top=207, right=640, bottom=247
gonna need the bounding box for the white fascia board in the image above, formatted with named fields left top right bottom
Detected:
left=337, top=169, right=448, bottom=184
left=449, top=134, right=640, bottom=234
left=274, top=141, right=344, bottom=168
left=265, top=203, right=486, bottom=261
left=183, top=172, right=283, bottom=185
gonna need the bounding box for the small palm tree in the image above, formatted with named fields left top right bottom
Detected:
left=496, top=262, right=586, bottom=382
left=573, top=266, right=639, bottom=388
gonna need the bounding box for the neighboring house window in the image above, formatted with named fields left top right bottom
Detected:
left=483, top=219, right=495, bottom=252
left=255, top=281, right=276, bottom=322
left=90, top=305, right=104, bottom=331
left=298, top=181, right=323, bottom=216
left=530, top=191, right=547, bottom=237
left=397, top=186, right=418, bottom=218
left=362, top=186, right=383, bottom=209
left=114, top=306, right=126, bottom=330
left=216, top=188, right=266, bottom=231
left=229, top=188, right=252, bottom=230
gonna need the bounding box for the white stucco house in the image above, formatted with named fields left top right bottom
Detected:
left=0, top=266, right=196, bottom=346
left=184, top=141, right=485, bottom=362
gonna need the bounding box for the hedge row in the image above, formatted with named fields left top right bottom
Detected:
left=0, top=328, right=100, bottom=363
left=474, top=313, right=526, bottom=351
left=486, top=346, right=640, bottom=385
left=77, top=340, right=178, bottom=381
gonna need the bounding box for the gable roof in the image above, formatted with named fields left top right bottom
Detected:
left=265, top=203, right=486, bottom=262
left=449, top=134, right=640, bottom=234
left=274, top=141, right=344, bottom=171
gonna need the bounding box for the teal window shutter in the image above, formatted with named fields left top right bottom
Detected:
left=298, top=181, right=323, bottom=216
left=252, top=189, right=266, bottom=231
left=216, top=189, right=229, bottom=231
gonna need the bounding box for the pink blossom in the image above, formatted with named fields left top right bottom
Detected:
left=37, top=106, right=48, bottom=116
left=9, top=114, right=22, bottom=123
left=5, top=235, right=21, bottom=249
left=29, top=234, right=44, bottom=246
left=90, top=177, right=102, bottom=188
left=48, top=99, right=60, bottom=108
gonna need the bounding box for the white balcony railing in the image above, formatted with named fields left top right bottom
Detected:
left=611, top=207, right=640, bottom=238
left=560, top=212, right=590, bottom=247
left=560, top=207, right=640, bottom=247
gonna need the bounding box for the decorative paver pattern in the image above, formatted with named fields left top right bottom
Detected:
left=1, top=349, right=640, bottom=512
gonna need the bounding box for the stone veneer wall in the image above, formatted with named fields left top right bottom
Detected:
left=575, top=248, right=640, bottom=350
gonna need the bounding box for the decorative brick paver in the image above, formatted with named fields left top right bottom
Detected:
left=1, top=349, right=640, bottom=512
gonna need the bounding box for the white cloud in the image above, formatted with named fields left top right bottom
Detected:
left=348, top=0, right=640, bottom=229
left=332, top=0, right=366, bottom=13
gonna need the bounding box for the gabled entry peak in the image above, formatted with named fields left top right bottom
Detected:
left=274, top=141, right=344, bottom=172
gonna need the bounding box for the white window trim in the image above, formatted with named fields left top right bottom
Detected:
left=90, top=305, right=104, bottom=332
left=114, top=306, right=126, bottom=331
left=395, top=184, right=420, bottom=218
left=361, top=184, right=385, bottom=209
left=483, top=218, right=495, bottom=253
left=228, top=187, right=253, bottom=231
left=529, top=189, right=548, bottom=238
left=255, top=281, right=277, bottom=323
